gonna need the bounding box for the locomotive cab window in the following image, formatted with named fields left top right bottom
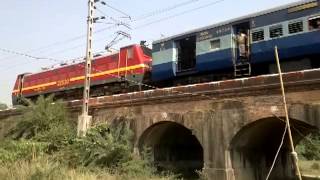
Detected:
left=309, top=16, right=320, bottom=30
left=127, top=47, right=133, bottom=59
left=141, top=46, right=152, bottom=57
left=269, top=25, right=283, bottom=38
left=210, top=39, right=220, bottom=50
left=289, top=21, right=303, bottom=34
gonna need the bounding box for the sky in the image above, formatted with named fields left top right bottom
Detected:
left=0, top=0, right=301, bottom=105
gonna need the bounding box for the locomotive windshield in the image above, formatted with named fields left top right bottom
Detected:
left=141, top=46, right=152, bottom=57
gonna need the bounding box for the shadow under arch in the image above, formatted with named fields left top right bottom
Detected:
left=229, top=117, right=317, bottom=180
left=138, top=121, right=203, bottom=178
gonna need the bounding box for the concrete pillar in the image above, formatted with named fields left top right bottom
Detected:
left=203, top=150, right=235, bottom=180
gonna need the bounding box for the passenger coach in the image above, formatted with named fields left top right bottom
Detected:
left=152, top=0, right=320, bottom=82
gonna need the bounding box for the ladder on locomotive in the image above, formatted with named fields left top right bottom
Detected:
left=233, top=26, right=252, bottom=78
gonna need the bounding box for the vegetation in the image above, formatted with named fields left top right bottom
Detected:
left=299, top=160, right=320, bottom=176
left=296, top=131, right=320, bottom=176
left=0, top=103, right=7, bottom=110
left=296, top=132, right=320, bottom=161
left=0, top=95, right=172, bottom=180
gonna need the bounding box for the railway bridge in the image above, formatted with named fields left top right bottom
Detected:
left=2, top=69, right=320, bottom=180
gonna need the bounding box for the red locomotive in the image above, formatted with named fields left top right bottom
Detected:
left=12, top=44, right=152, bottom=105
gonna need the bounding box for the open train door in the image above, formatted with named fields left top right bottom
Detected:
left=232, top=21, right=251, bottom=77
left=175, top=36, right=197, bottom=73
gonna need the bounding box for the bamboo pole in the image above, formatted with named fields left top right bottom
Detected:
left=274, top=46, right=302, bottom=180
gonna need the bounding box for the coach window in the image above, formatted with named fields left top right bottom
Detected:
left=127, top=47, right=133, bottom=59
left=309, top=16, right=320, bottom=30
left=289, top=21, right=303, bottom=34
left=160, top=43, right=165, bottom=51
left=210, top=39, right=220, bottom=50
left=269, top=25, right=283, bottom=38
left=252, top=29, right=264, bottom=42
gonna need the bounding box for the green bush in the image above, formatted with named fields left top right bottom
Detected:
left=0, top=140, right=48, bottom=164
left=296, top=131, right=320, bottom=160
left=2, top=96, right=172, bottom=179
left=59, top=122, right=157, bottom=177
left=6, top=95, right=75, bottom=152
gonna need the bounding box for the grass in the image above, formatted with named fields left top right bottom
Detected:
left=0, top=157, right=116, bottom=180
left=300, top=160, right=320, bottom=177
left=0, top=156, right=175, bottom=180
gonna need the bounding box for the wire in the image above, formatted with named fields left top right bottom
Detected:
left=103, top=3, right=131, bottom=19
left=267, top=114, right=320, bottom=180
left=0, top=25, right=118, bottom=65
left=95, top=7, right=126, bottom=24
left=0, top=33, right=86, bottom=62
left=134, top=0, right=226, bottom=29
left=273, top=114, right=319, bottom=148
left=0, top=48, right=60, bottom=62
left=134, top=0, right=200, bottom=21
left=265, top=122, right=288, bottom=180
left=0, top=25, right=118, bottom=71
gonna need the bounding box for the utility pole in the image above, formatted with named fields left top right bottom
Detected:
left=77, top=0, right=95, bottom=137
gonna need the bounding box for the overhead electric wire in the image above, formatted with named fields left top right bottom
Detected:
left=0, top=33, right=86, bottom=62
left=134, top=0, right=226, bottom=29
left=0, top=48, right=60, bottom=62
left=0, top=33, right=118, bottom=72
left=96, top=7, right=123, bottom=24
left=0, top=25, right=119, bottom=70
left=134, top=0, right=200, bottom=21
left=0, top=25, right=118, bottom=64
left=103, top=3, right=132, bottom=19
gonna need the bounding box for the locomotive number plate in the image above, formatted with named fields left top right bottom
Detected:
left=57, top=79, right=70, bottom=86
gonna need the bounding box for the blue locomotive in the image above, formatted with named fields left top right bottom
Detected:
left=151, top=0, right=320, bottom=84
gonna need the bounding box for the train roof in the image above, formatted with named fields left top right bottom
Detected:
left=23, top=44, right=140, bottom=76
left=153, top=0, right=318, bottom=44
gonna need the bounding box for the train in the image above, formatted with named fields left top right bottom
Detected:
left=12, top=0, right=320, bottom=105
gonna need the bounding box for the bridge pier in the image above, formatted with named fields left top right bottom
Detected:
left=202, top=150, right=235, bottom=180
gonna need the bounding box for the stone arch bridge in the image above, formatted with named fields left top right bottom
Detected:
left=2, top=69, right=320, bottom=180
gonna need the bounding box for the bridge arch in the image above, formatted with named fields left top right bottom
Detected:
left=229, top=117, right=317, bottom=180
left=138, top=121, right=204, bottom=178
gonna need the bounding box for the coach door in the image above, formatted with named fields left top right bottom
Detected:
left=175, top=36, right=197, bottom=72
left=232, top=21, right=251, bottom=77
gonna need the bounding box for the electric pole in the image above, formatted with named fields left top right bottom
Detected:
left=77, top=0, right=95, bottom=137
